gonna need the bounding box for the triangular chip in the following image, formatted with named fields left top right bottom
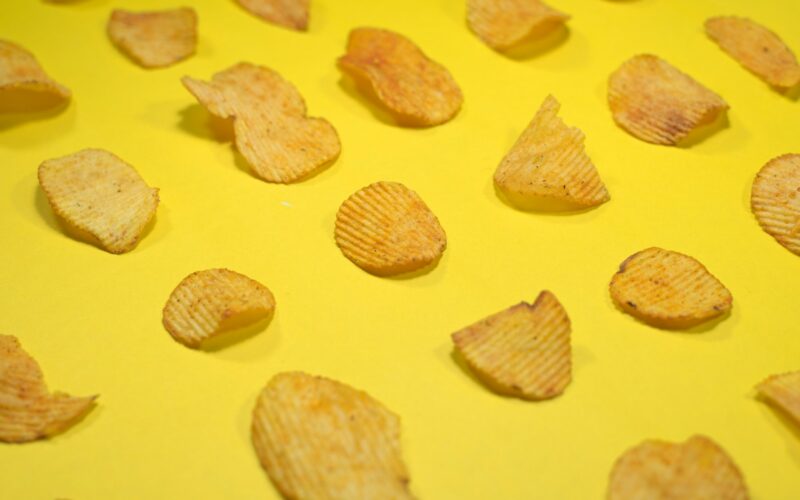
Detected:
left=0, top=39, right=70, bottom=112
left=750, top=154, right=800, bottom=256
left=608, top=54, right=729, bottom=146
left=236, top=0, right=309, bottom=31
left=756, top=370, right=800, bottom=426
left=107, top=8, right=197, bottom=69
left=467, top=0, right=569, bottom=51
left=251, top=372, right=414, bottom=499
left=334, top=181, right=447, bottom=276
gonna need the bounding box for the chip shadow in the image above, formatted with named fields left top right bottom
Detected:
left=496, top=24, right=570, bottom=61
left=0, top=90, right=70, bottom=132
left=337, top=74, right=400, bottom=127
left=609, top=294, right=733, bottom=336
left=198, top=312, right=275, bottom=353
left=493, top=183, right=603, bottom=216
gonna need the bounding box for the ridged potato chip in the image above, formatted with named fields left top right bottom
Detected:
left=467, top=0, right=569, bottom=51
left=0, top=39, right=70, bottom=112
left=750, top=154, right=800, bottom=256
left=451, top=291, right=571, bottom=400
left=608, top=54, right=728, bottom=146
left=251, top=372, right=414, bottom=499
left=0, top=335, right=96, bottom=443
left=162, top=268, right=275, bottom=348
left=756, top=370, right=800, bottom=426
left=609, top=247, right=732, bottom=329
left=236, top=0, right=309, bottom=31
left=182, top=63, right=340, bottom=183
left=338, top=27, right=463, bottom=127
left=107, top=8, right=197, bottom=69
left=334, top=181, right=447, bottom=276
left=38, top=149, right=159, bottom=254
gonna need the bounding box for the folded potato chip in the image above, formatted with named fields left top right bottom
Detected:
left=0, top=40, right=70, bottom=111
left=338, top=27, right=463, bottom=126
left=750, top=154, right=800, bottom=256
left=107, top=8, right=197, bottom=69
left=467, top=0, right=569, bottom=51
left=756, top=370, right=800, bottom=426
left=236, top=0, right=309, bottom=31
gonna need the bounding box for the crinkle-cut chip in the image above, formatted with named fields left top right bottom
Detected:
left=162, top=268, right=275, bottom=348
left=0, top=40, right=70, bottom=111
left=706, top=17, right=800, bottom=90
left=494, top=95, right=610, bottom=210
left=451, top=291, right=571, bottom=400
left=251, top=372, right=414, bottom=499
left=609, top=247, right=732, bottom=329
left=182, top=63, right=340, bottom=183
left=756, top=370, right=800, bottom=426
left=334, top=181, right=447, bottom=276
left=750, top=154, right=800, bottom=256
left=467, top=0, right=569, bottom=51
left=608, top=435, right=749, bottom=500
left=38, top=149, right=159, bottom=254
left=107, top=8, right=197, bottom=69
left=0, top=335, right=96, bottom=443
left=236, top=0, right=309, bottom=31
left=338, top=27, right=463, bottom=127
left=608, top=54, right=729, bottom=146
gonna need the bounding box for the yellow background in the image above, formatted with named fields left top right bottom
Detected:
left=1, top=0, right=799, bottom=498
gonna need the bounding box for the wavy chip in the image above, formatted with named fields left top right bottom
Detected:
left=467, top=0, right=569, bottom=51
left=750, top=154, right=800, bottom=256
left=236, top=0, right=309, bottom=31
left=338, top=27, right=463, bottom=126
left=608, top=54, right=728, bottom=146
left=251, top=372, right=414, bottom=499
left=0, top=40, right=70, bottom=112
left=107, top=8, right=197, bottom=68
left=756, top=370, right=800, bottom=426
left=0, top=335, right=96, bottom=443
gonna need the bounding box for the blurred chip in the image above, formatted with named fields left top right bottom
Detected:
left=107, top=8, right=197, bottom=68
left=236, top=0, right=309, bottom=31
left=756, top=370, right=800, bottom=425
left=750, top=154, right=800, bottom=256
left=467, top=0, right=569, bottom=51
left=0, top=39, right=70, bottom=112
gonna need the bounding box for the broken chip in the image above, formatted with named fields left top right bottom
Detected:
left=750, top=154, right=800, bottom=256
left=467, top=0, right=569, bottom=51
left=251, top=371, right=414, bottom=499
left=756, top=370, right=800, bottom=426
left=236, top=0, right=309, bottom=31
left=107, top=8, right=197, bottom=69
left=0, top=39, right=70, bottom=112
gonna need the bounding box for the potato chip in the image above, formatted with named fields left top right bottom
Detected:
left=756, top=370, right=800, bottom=426
left=467, top=0, right=569, bottom=51
left=750, top=154, right=800, bottom=256
left=494, top=95, right=610, bottom=210
left=609, top=247, right=732, bottom=329
left=334, top=181, right=447, bottom=276
left=182, top=63, right=340, bottom=183
left=236, top=0, right=309, bottom=31
left=608, top=54, right=728, bottom=146
left=338, top=27, right=463, bottom=127
left=0, top=335, right=96, bottom=443
left=451, top=291, right=571, bottom=400
left=0, top=40, right=70, bottom=111
left=107, top=8, right=197, bottom=69
left=608, top=435, right=749, bottom=500
left=162, top=268, right=275, bottom=348
left=251, top=372, right=413, bottom=499
left=38, top=149, right=159, bottom=254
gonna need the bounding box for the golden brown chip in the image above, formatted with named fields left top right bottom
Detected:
left=0, top=39, right=70, bottom=112
left=750, top=154, right=800, bottom=256
left=0, top=335, right=96, bottom=443
left=251, top=372, right=413, bottom=499
left=107, top=8, right=197, bottom=69
left=182, top=63, right=340, bottom=183
left=38, top=149, right=159, bottom=254
left=451, top=291, right=571, bottom=400
left=236, top=0, right=309, bottom=31
left=334, top=181, right=447, bottom=276
left=756, top=370, right=800, bottom=426
left=338, top=27, right=463, bottom=127
left=609, top=247, right=732, bottom=329
left=608, top=54, right=728, bottom=146
left=467, top=0, right=569, bottom=51
left=162, top=268, right=275, bottom=348
left=494, top=95, right=610, bottom=210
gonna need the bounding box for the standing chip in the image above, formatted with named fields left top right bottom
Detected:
left=467, top=0, right=569, bottom=51
left=750, top=154, right=800, bottom=256
left=756, top=370, right=800, bottom=426
left=107, top=8, right=197, bottom=69
left=236, top=0, right=309, bottom=31
left=0, top=40, right=70, bottom=111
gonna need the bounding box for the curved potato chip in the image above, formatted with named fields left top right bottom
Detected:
left=750, top=154, right=800, bottom=256
left=0, top=40, right=70, bottom=112
left=236, top=0, right=309, bottom=31
left=467, top=0, right=569, bottom=51
left=107, top=8, right=197, bottom=69
left=452, top=291, right=571, bottom=400
left=0, top=335, right=96, bottom=443
left=756, top=370, right=800, bottom=426
left=338, top=27, right=463, bottom=127
left=251, top=372, right=413, bottom=499
left=334, top=181, right=447, bottom=276
left=608, top=54, right=728, bottom=146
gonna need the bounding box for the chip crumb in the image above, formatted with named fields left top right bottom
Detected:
left=750, top=154, right=800, bottom=256
left=467, top=0, right=569, bottom=51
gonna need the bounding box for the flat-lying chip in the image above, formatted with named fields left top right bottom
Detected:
left=182, top=63, right=340, bottom=183
left=608, top=435, right=749, bottom=500
left=750, top=154, right=800, bottom=256
left=608, top=54, right=728, bottom=146
left=467, top=0, right=569, bottom=51
left=251, top=372, right=414, bottom=499
left=0, top=335, right=96, bottom=443
left=338, top=27, right=463, bottom=127
left=107, top=8, right=197, bottom=69
left=0, top=40, right=70, bottom=112
left=236, top=0, right=309, bottom=31
left=494, top=95, right=610, bottom=210
left=334, top=181, right=447, bottom=276
left=38, top=149, right=159, bottom=254
left=756, top=370, right=800, bottom=426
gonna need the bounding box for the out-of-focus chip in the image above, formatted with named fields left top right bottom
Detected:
left=338, top=27, right=463, bottom=127
left=750, top=154, right=800, bottom=256
left=494, top=95, right=610, bottom=210
left=107, top=8, right=197, bottom=69
left=609, top=247, right=732, bottom=329
left=334, top=181, right=447, bottom=276
left=756, top=370, right=800, bottom=426
left=467, top=0, right=569, bottom=51
left=162, top=268, right=275, bottom=348
left=236, top=0, right=309, bottom=31
left=0, top=40, right=70, bottom=112
left=608, top=54, right=728, bottom=146
left=38, top=149, right=159, bottom=254
left=251, top=371, right=414, bottom=499
left=0, top=335, right=96, bottom=443
left=182, top=63, right=340, bottom=183
left=451, top=291, right=571, bottom=400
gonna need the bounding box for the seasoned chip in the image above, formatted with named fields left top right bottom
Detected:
left=0, top=40, right=70, bottom=112
left=494, top=95, right=610, bottom=209
left=251, top=372, right=413, bottom=499
left=38, top=149, right=159, bottom=254
left=0, top=335, right=96, bottom=443
left=451, top=291, right=571, bottom=400
left=182, top=63, right=340, bottom=183
left=467, top=0, right=569, bottom=51
left=236, top=0, right=309, bottom=31
left=750, top=154, right=800, bottom=256
left=107, top=8, right=197, bottom=69
left=334, top=181, right=447, bottom=276
left=756, top=370, right=800, bottom=426
left=608, top=435, right=749, bottom=500
left=338, top=27, right=463, bottom=127
left=609, top=247, right=732, bottom=329
left=608, top=54, right=728, bottom=146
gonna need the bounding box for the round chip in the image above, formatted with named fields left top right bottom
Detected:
left=107, top=8, right=197, bottom=69
left=236, top=0, right=309, bottom=31
left=756, top=370, right=800, bottom=426
left=0, top=39, right=70, bottom=112
left=750, top=154, right=800, bottom=256
left=467, top=0, right=569, bottom=51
